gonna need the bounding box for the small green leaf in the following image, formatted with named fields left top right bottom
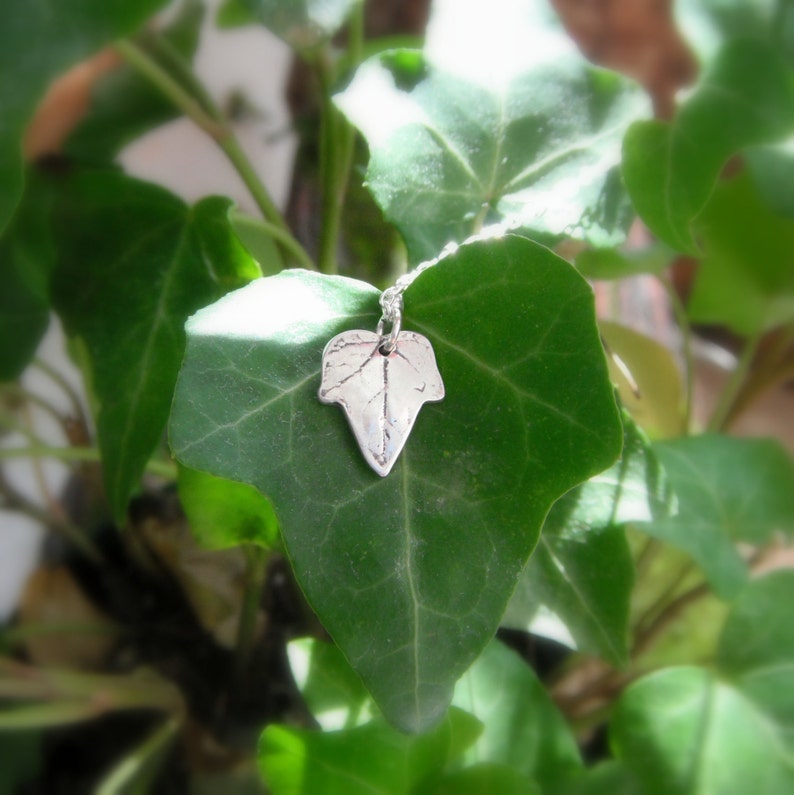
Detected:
left=746, top=140, right=794, bottom=218
left=336, top=0, right=648, bottom=262
left=717, top=570, right=794, bottom=745
left=177, top=465, right=280, bottom=551
left=228, top=212, right=284, bottom=276
left=51, top=171, right=260, bottom=522
left=424, top=764, right=539, bottom=795
left=227, top=0, right=357, bottom=50
left=575, top=244, right=673, bottom=281
left=286, top=638, right=374, bottom=730
left=622, top=40, right=794, bottom=254
left=64, top=0, right=205, bottom=164
left=258, top=708, right=481, bottom=795
left=170, top=235, right=622, bottom=731
left=0, top=0, right=167, bottom=233
left=611, top=666, right=794, bottom=795
left=566, top=761, right=641, bottom=795
left=599, top=321, right=685, bottom=438
left=452, top=640, right=582, bottom=792
left=688, top=171, right=794, bottom=335
left=0, top=172, right=55, bottom=380
left=504, top=415, right=672, bottom=665
left=640, top=435, right=794, bottom=599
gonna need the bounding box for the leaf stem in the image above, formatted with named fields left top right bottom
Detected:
left=114, top=38, right=314, bottom=269
left=234, top=545, right=269, bottom=681
left=659, top=275, right=695, bottom=433
left=707, top=331, right=762, bottom=432
left=32, top=357, right=89, bottom=430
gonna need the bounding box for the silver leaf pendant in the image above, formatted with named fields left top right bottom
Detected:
left=319, top=329, right=445, bottom=476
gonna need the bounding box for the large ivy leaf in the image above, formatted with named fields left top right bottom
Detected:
left=335, top=0, right=648, bottom=263
left=622, top=40, right=794, bottom=254
left=425, top=764, right=539, bottom=795
left=221, top=0, right=357, bottom=49
left=170, top=235, right=622, bottom=731
left=640, top=435, right=794, bottom=599
left=259, top=708, right=481, bottom=795
left=0, top=171, right=54, bottom=380
left=503, top=415, right=673, bottom=665
left=64, top=0, right=205, bottom=164
left=452, top=640, right=582, bottom=792
left=687, top=171, right=794, bottom=335
left=51, top=171, right=260, bottom=522
left=0, top=0, right=166, bottom=234
left=717, top=569, right=794, bottom=746
left=611, top=666, right=794, bottom=794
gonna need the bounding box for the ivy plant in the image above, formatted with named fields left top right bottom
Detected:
left=1, top=0, right=793, bottom=792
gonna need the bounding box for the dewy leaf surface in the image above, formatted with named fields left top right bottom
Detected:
left=503, top=415, right=673, bottom=665
left=51, top=171, right=260, bottom=521
left=641, top=435, right=794, bottom=599
left=622, top=39, right=794, bottom=254
left=335, top=0, right=648, bottom=263
left=0, top=0, right=166, bottom=233
left=170, top=235, right=622, bottom=731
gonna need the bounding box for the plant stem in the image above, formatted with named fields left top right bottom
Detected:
left=114, top=38, right=314, bottom=269
left=234, top=545, right=269, bottom=681
left=1, top=383, right=68, bottom=432
left=659, top=275, right=695, bottom=433
left=707, top=331, right=762, bottom=432
left=32, top=357, right=87, bottom=427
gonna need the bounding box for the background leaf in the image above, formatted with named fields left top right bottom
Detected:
left=170, top=235, right=622, bottom=731
left=687, top=171, right=794, bottom=335
left=64, top=0, right=205, bottom=164
left=51, top=171, right=260, bottom=521
left=611, top=666, right=794, bottom=795
left=258, top=708, right=481, bottom=795
left=622, top=40, right=794, bottom=254
left=452, top=640, right=582, bottom=792
left=717, top=569, right=794, bottom=746
left=177, top=464, right=280, bottom=551
left=575, top=244, right=673, bottom=282
left=336, top=0, right=648, bottom=263
left=0, top=0, right=166, bottom=233
left=424, top=763, right=539, bottom=795
left=639, top=435, right=794, bottom=599
left=504, top=415, right=673, bottom=664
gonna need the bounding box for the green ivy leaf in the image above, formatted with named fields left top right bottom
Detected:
left=221, top=0, right=357, bottom=49
left=504, top=415, right=672, bottom=665
left=424, top=764, right=539, bottom=795
left=746, top=141, right=794, bottom=218
left=687, top=171, right=794, bottom=335
left=452, top=640, right=582, bottom=792
left=177, top=464, right=280, bottom=551
left=0, top=0, right=166, bottom=233
left=717, top=570, right=794, bottom=745
left=0, top=172, right=55, bottom=380
left=611, top=666, right=794, bottom=794
left=64, top=0, right=205, bottom=164
left=566, top=761, right=642, bottom=795
left=258, top=708, right=481, bottom=795
left=336, top=0, right=648, bottom=263
left=51, top=171, right=260, bottom=522
left=641, top=435, right=794, bottom=599
left=575, top=244, right=673, bottom=281
left=622, top=40, right=794, bottom=254
left=170, top=235, right=622, bottom=731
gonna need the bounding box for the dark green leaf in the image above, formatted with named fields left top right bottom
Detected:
left=611, top=666, right=794, bottom=795
left=718, top=569, right=794, bottom=746
left=452, top=640, right=582, bottom=792
left=0, top=0, right=166, bottom=233
left=258, top=708, right=481, bottom=795
left=0, top=172, right=55, bottom=380
left=51, top=171, right=260, bottom=521
left=688, top=171, right=794, bottom=335
left=177, top=464, right=280, bottom=551
left=599, top=321, right=685, bottom=439
left=504, top=415, right=672, bottom=665
left=227, top=0, right=356, bottom=49
left=170, top=235, right=622, bottom=731
left=566, top=761, right=642, bottom=795
left=622, top=40, right=794, bottom=254
left=286, top=638, right=374, bottom=730
left=64, top=0, right=205, bottom=164
left=641, top=435, right=794, bottom=599
left=0, top=731, right=42, bottom=792
left=425, top=764, right=539, bottom=795
left=336, top=0, right=647, bottom=263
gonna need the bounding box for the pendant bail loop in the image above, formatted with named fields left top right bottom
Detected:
left=377, top=289, right=403, bottom=354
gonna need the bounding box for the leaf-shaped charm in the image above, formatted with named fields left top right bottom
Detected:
left=319, top=330, right=444, bottom=477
